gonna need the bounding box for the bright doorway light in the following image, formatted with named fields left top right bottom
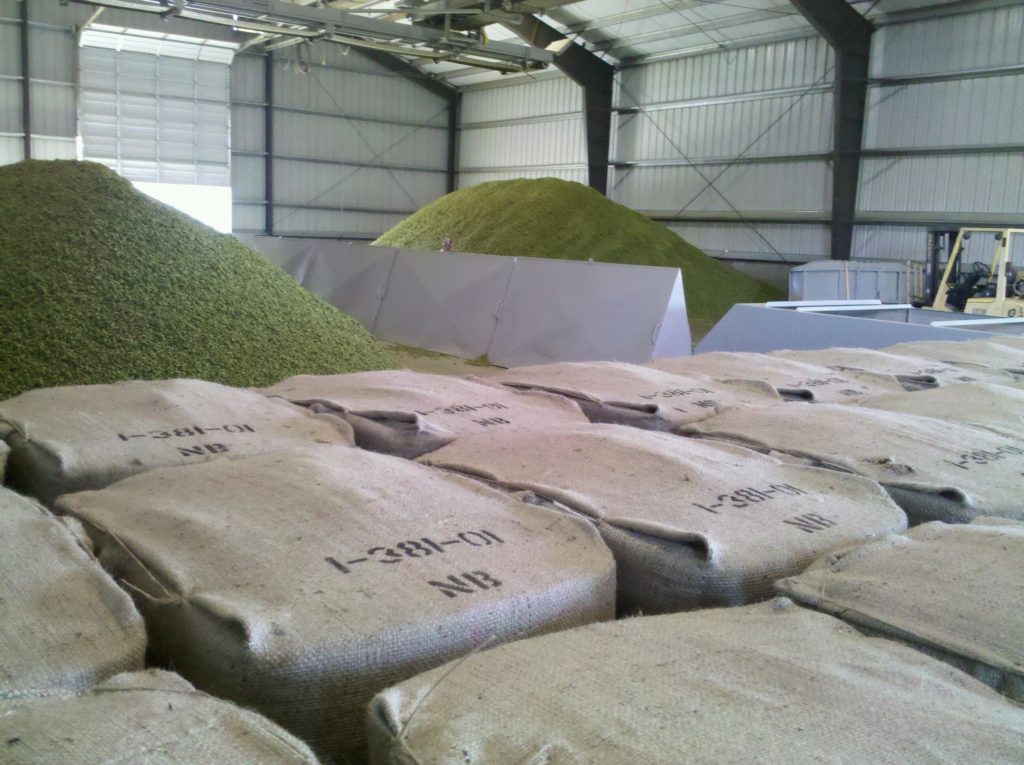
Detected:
left=133, top=182, right=233, bottom=233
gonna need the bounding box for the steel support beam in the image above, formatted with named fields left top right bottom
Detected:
left=447, top=91, right=460, bottom=193
left=500, top=15, right=614, bottom=195
left=20, top=0, right=30, bottom=159
left=791, top=0, right=873, bottom=261
left=264, top=51, right=274, bottom=235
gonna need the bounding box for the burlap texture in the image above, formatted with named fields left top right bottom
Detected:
left=1, top=486, right=145, bottom=700
left=777, top=518, right=1024, bottom=701
left=649, top=351, right=908, bottom=402
left=860, top=382, right=1024, bottom=438
left=262, top=369, right=588, bottom=458
left=0, top=378, right=354, bottom=504
left=0, top=670, right=321, bottom=764
left=682, top=403, right=1024, bottom=524
left=368, top=598, right=1024, bottom=765
left=58, top=446, right=615, bottom=762
left=420, top=424, right=906, bottom=614
left=771, top=346, right=1016, bottom=388
left=490, top=361, right=781, bottom=431
left=883, top=340, right=1024, bottom=377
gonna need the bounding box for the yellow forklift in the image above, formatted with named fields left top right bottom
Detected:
left=932, top=228, right=1024, bottom=317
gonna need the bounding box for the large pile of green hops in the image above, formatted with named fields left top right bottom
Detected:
left=0, top=160, right=394, bottom=400
left=375, top=177, right=783, bottom=337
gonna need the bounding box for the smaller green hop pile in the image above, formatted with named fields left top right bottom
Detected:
left=375, top=178, right=783, bottom=336
left=0, top=160, right=394, bottom=400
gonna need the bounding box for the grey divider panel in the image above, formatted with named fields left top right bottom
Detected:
left=368, top=598, right=1024, bottom=765
left=0, top=379, right=355, bottom=505
left=650, top=352, right=908, bottom=402
left=882, top=340, right=1024, bottom=377
left=859, top=383, right=1024, bottom=439
left=0, top=670, right=321, bottom=765
left=58, top=446, right=615, bottom=763
left=373, top=250, right=516, bottom=358
left=488, top=258, right=690, bottom=367
left=234, top=233, right=314, bottom=273
left=300, top=242, right=398, bottom=331
left=696, top=303, right=1019, bottom=355
left=772, top=347, right=1017, bottom=388
left=682, top=404, right=1024, bottom=525
left=418, top=425, right=906, bottom=614
left=491, top=361, right=781, bottom=431
left=263, top=370, right=588, bottom=459
left=777, top=519, right=1024, bottom=701
left=1, top=487, right=145, bottom=699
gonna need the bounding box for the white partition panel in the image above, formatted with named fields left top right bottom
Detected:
left=488, top=259, right=690, bottom=368
left=240, top=236, right=692, bottom=364
left=373, top=251, right=516, bottom=359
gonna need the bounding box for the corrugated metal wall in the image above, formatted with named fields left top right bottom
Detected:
left=853, top=4, right=1024, bottom=262
left=232, top=44, right=451, bottom=238
left=458, top=73, right=586, bottom=187
left=0, top=0, right=77, bottom=163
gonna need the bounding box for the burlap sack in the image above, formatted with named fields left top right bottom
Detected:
left=772, top=346, right=1016, bottom=388
left=0, top=670, right=321, bottom=764
left=0, top=378, right=354, bottom=504
left=682, top=403, right=1024, bottom=525
left=490, top=361, right=781, bottom=431
left=262, top=369, right=588, bottom=458
left=420, top=425, right=906, bottom=614
left=883, top=339, right=1024, bottom=377
left=650, top=351, right=909, bottom=402
left=58, top=446, right=615, bottom=762
left=860, top=382, right=1024, bottom=439
left=368, top=598, right=1024, bottom=765
left=1, top=486, right=145, bottom=700
left=777, top=518, right=1024, bottom=701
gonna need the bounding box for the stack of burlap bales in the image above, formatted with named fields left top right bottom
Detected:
left=4, top=334, right=1023, bottom=762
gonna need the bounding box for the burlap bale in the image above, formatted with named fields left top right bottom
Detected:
left=0, top=670, right=321, bottom=764
left=1, top=486, right=145, bottom=700
left=490, top=361, right=781, bottom=431
left=262, top=369, right=587, bottom=458
left=682, top=403, right=1024, bottom=525
left=771, top=346, right=1016, bottom=389
left=650, top=351, right=909, bottom=402
left=0, top=378, right=354, bottom=504
left=58, top=446, right=615, bottom=762
left=882, top=340, right=1024, bottom=377
left=860, top=382, right=1024, bottom=438
left=419, top=424, right=905, bottom=614
left=777, top=518, right=1024, bottom=701
left=368, top=598, right=1024, bottom=765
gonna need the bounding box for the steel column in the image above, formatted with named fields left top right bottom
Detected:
left=20, top=0, right=30, bottom=159
left=500, top=15, right=614, bottom=195
left=790, top=0, right=874, bottom=261
left=447, top=91, right=460, bottom=193
left=264, top=50, right=274, bottom=235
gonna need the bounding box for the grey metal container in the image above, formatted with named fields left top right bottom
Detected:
left=789, top=260, right=924, bottom=304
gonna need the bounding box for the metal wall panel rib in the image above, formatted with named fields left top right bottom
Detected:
left=273, top=160, right=445, bottom=212
left=271, top=110, right=448, bottom=169
left=865, top=75, right=1024, bottom=149
left=458, top=168, right=588, bottom=188
left=460, top=76, right=582, bottom=124
left=611, top=161, right=831, bottom=215
left=870, top=5, right=1024, bottom=78
left=668, top=221, right=831, bottom=261
left=460, top=117, right=586, bottom=169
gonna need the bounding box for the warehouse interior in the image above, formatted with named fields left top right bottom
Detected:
left=2, top=1, right=1024, bottom=763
